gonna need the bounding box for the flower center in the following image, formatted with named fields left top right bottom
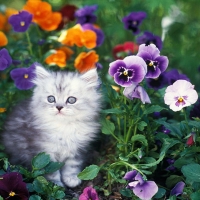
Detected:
left=178, top=97, right=184, bottom=102
left=20, top=21, right=25, bottom=26
left=146, top=60, right=158, bottom=70
left=24, top=74, right=29, bottom=79
left=123, top=70, right=128, bottom=76
left=9, top=191, right=16, bottom=196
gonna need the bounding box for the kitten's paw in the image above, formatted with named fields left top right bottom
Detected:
left=63, top=175, right=81, bottom=188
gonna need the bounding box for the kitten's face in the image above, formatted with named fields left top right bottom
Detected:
left=31, top=67, right=101, bottom=122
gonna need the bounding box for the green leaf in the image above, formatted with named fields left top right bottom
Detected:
left=29, top=195, right=42, bottom=200
left=78, top=165, right=100, bottom=180
left=101, top=108, right=125, bottom=115
left=154, top=188, right=166, bottom=199
left=0, top=196, right=3, bottom=200
left=131, top=134, right=148, bottom=146
left=120, top=188, right=132, bottom=197
left=143, top=105, right=167, bottom=115
left=44, top=161, right=65, bottom=174
left=32, top=152, right=50, bottom=170
left=53, top=190, right=65, bottom=199
left=137, top=121, right=147, bottom=131
left=166, top=175, right=183, bottom=188
left=32, top=176, right=48, bottom=194
left=101, top=118, right=115, bottom=135
left=174, top=157, right=195, bottom=169
left=182, top=163, right=200, bottom=182
left=191, top=192, right=200, bottom=200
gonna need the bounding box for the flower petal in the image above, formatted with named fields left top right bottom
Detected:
left=170, top=181, right=185, bottom=196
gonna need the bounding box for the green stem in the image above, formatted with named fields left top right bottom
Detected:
left=26, top=31, right=33, bottom=56
left=183, top=108, right=190, bottom=133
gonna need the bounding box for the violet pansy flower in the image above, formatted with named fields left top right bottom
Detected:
left=82, top=23, right=104, bottom=46
left=10, top=63, right=37, bottom=90
left=137, top=44, right=169, bottom=79
left=8, top=11, right=33, bottom=32
left=122, top=11, right=146, bottom=35
left=0, top=172, right=29, bottom=199
left=170, top=181, right=185, bottom=197
left=124, top=170, right=158, bottom=200
left=109, top=55, right=147, bottom=87
left=164, top=80, right=198, bottom=112
left=165, top=69, right=190, bottom=85
left=79, top=186, right=99, bottom=200
left=136, top=31, right=163, bottom=50
left=0, top=48, right=12, bottom=71
left=75, top=5, right=98, bottom=25
left=123, top=83, right=151, bottom=104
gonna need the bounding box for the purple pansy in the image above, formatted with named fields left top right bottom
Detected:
left=137, top=44, right=169, bottom=79
left=82, top=23, right=104, bottom=46
left=124, top=170, right=158, bottom=200
left=122, top=11, right=146, bottom=35
left=109, top=55, right=147, bottom=87
left=10, top=63, right=37, bottom=90
left=0, top=172, right=29, bottom=200
left=164, top=80, right=198, bottom=112
left=123, top=83, right=151, bottom=104
left=8, top=11, right=33, bottom=32
left=170, top=181, right=185, bottom=197
left=137, top=31, right=163, bottom=50
left=166, top=158, right=176, bottom=171
left=165, top=69, right=190, bottom=85
left=75, top=5, right=98, bottom=25
left=0, top=48, right=12, bottom=71
left=146, top=71, right=168, bottom=90
left=79, top=186, right=99, bottom=200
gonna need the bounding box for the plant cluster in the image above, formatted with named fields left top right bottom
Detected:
left=1, top=0, right=200, bottom=200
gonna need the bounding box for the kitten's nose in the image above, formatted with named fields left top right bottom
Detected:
left=56, top=106, right=63, bottom=111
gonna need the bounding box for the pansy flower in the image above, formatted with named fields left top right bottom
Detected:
left=122, top=11, right=146, bottom=35
left=109, top=55, right=147, bottom=87
left=75, top=5, right=98, bottom=25
left=82, top=23, right=104, bottom=47
left=0, top=172, right=29, bottom=200
left=124, top=170, right=158, bottom=200
left=170, top=181, right=185, bottom=197
left=165, top=69, right=190, bottom=85
left=164, top=80, right=198, bottom=112
left=0, top=108, right=6, bottom=113
left=123, top=83, right=151, bottom=104
left=75, top=50, right=99, bottom=73
left=137, top=44, right=169, bottom=79
left=146, top=71, right=168, bottom=90
left=137, top=31, right=163, bottom=50
left=10, top=63, right=37, bottom=90
left=8, top=11, right=33, bottom=32
left=113, top=42, right=139, bottom=59
left=0, top=48, right=12, bottom=71
left=79, top=186, right=99, bottom=200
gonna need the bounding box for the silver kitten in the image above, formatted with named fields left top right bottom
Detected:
left=2, top=66, right=102, bottom=188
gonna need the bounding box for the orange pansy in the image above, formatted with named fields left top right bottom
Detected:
left=5, top=8, right=18, bottom=18
left=37, top=12, right=62, bottom=31
left=0, top=108, right=6, bottom=113
left=45, top=50, right=67, bottom=68
left=81, top=29, right=97, bottom=49
left=23, top=0, right=52, bottom=23
left=57, top=46, right=74, bottom=60
left=0, top=13, right=6, bottom=30
left=0, top=31, right=8, bottom=46
left=74, top=51, right=99, bottom=73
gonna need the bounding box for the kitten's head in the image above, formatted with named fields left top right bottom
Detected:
left=31, top=66, right=101, bottom=123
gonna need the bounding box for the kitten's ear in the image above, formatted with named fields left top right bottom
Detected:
left=81, top=68, right=99, bottom=88
left=32, top=65, right=51, bottom=84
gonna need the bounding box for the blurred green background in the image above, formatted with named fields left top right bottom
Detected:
left=1, top=0, right=200, bottom=89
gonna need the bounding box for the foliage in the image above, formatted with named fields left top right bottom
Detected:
left=1, top=0, right=200, bottom=199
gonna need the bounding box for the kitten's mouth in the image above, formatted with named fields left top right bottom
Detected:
left=56, top=111, right=64, bottom=116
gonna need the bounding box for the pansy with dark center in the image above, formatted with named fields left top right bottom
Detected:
left=0, top=172, right=29, bottom=200
left=122, top=11, right=146, bottom=35
left=75, top=5, right=98, bottom=25
left=0, top=48, right=12, bottom=71
left=10, top=63, right=38, bottom=90
left=109, top=55, right=147, bottom=87
left=136, top=31, right=163, bottom=50
left=137, top=44, right=169, bottom=79
left=123, top=170, right=158, bottom=200
left=8, top=11, right=33, bottom=32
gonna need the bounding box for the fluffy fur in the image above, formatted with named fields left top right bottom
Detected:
left=2, top=66, right=102, bottom=188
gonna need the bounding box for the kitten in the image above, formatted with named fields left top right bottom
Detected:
left=2, top=65, right=102, bottom=188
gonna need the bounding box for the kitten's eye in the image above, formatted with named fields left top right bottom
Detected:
left=47, top=95, right=56, bottom=103
left=67, top=96, right=76, bottom=104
